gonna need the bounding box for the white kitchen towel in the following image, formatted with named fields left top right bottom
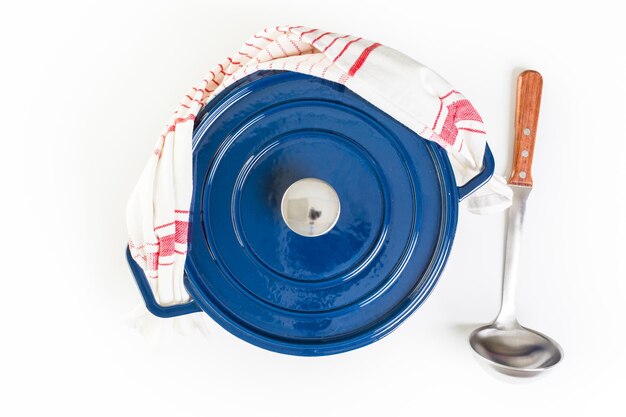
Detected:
left=127, top=25, right=512, bottom=308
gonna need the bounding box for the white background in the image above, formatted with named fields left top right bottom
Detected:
left=2, top=1, right=625, bottom=416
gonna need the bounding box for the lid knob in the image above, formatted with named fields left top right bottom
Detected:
left=280, top=178, right=341, bottom=237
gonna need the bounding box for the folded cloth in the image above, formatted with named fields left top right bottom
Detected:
left=126, top=25, right=512, bottom=307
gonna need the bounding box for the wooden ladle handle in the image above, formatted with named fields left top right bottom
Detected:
left=509, top=70, right=543, bottom=187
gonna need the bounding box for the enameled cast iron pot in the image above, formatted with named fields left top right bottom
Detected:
left=127, top=71, right=494, bottom=356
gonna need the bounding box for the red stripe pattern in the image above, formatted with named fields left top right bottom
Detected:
left=431, top=91, right=486, bottom=148
left=348, top=42, right=381, bottom=76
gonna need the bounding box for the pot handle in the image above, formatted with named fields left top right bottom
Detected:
left=457, top=143, right=495, bottom=201
left=125, top=247, right=201, bottom=318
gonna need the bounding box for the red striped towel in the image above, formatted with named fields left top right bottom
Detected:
left=126, top=25, right=512, bottom=307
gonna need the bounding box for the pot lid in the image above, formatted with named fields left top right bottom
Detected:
left=184, top=71, right=459, bottom=355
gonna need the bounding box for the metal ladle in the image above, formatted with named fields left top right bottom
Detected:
left=469, top=70, right=563, bottom=378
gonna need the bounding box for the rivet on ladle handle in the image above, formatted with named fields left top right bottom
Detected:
left=509, top=70, right=543, bottom=187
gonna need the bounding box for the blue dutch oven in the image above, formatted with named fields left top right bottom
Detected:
left=127, top=71, right=494, bottom=356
